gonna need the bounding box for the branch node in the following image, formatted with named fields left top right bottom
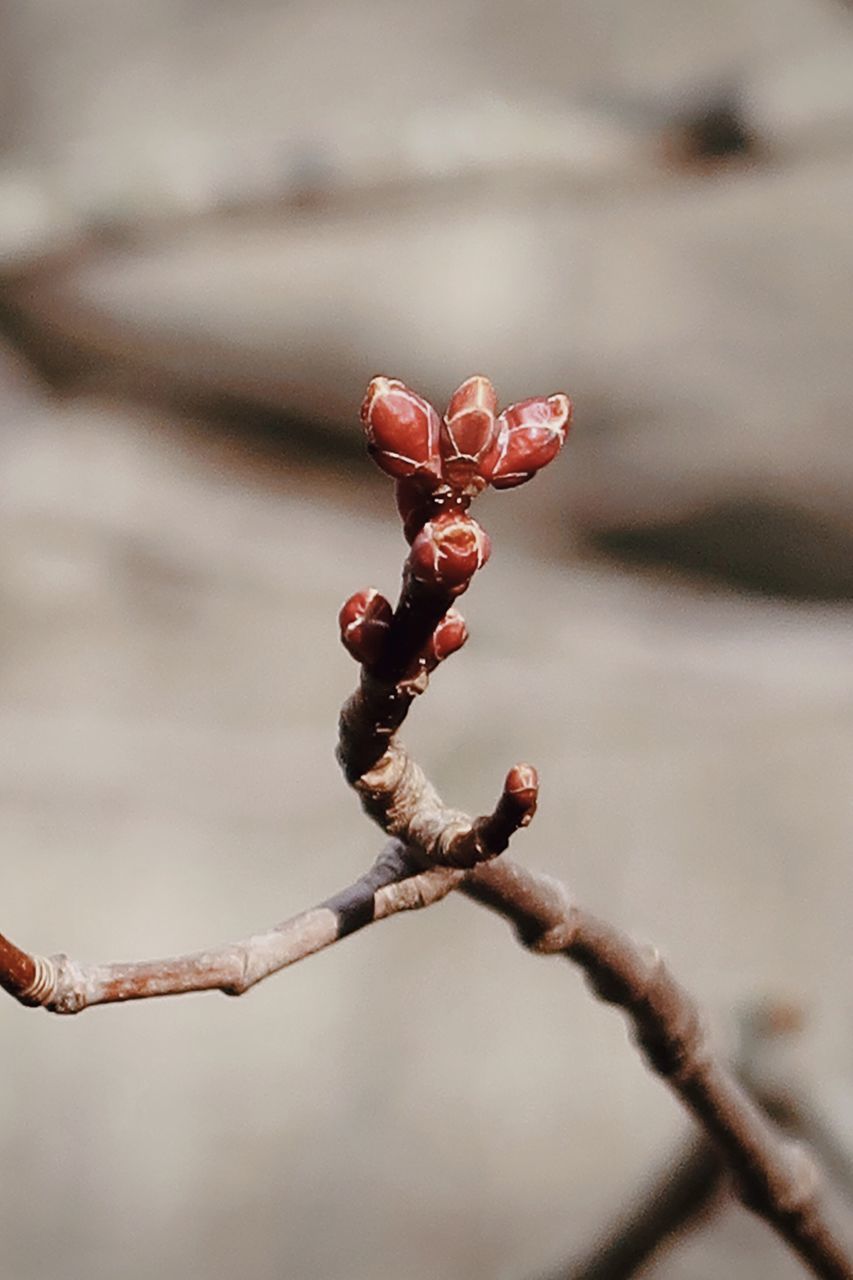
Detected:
left=518, top=876, right=578, bottom=953
left=44, top=954, right=87, bottom=1015
left=17, top=953, right=58, bottom=1007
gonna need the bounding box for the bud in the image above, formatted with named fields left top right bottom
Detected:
left=490, top=393, right=572, bottom=490
left=425, top=608, right=468, bottom=665
left=361, top=377, right=442, bottom=485
left=338, top=588, right=393, bottom=666
left=503, top=763, right=539, bottom=826
left=440, top=375, right=500, bottom=494
left=408, top=511, right=491, bottom=593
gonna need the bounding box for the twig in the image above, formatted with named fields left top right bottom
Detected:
left=333, top=375, right=853, bottom=1279
left=3, top=847, right=849, bottom=1278
left=0, top=843, right=459, bottom=1013
left=1, top=374, right=850, bottom=1279
left=461, top=861, right=853, bottom=1280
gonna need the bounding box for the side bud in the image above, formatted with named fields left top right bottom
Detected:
left=422, top=608, right=468, bottom=670
left=361, top=377, right=442, bottom=486
left=490, top=393, right=572, bottom=490
left=338, top=588, right=393, bottom=667
left=440, top=374, right=500, bottom=494
left=408, top=511, right=491, bottom=594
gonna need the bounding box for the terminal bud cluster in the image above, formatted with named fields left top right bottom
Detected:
left=342, top=374, right=572, bottom=672
left=361, top=374, right=572, bottom=508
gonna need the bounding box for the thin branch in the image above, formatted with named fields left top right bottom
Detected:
left=335, top=385, right=852, bottom=1274
left=3, top=846, right=850, bottom=1277
left=461, top=859, right=853, bottom=1280
left=0, top=843, right=460, bottom=1013
left=1, top=375, right=850, bottom=1280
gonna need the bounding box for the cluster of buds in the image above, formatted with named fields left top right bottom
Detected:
left=361, top=373, right=572, bottom=509
left=341, top=373, right=572, bottom=671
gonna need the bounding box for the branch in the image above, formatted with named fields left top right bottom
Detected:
left=0, top=843, right=459, bottom=1013
left=460, top=860, right=853, bottom=1280
left=3, top=846, right=849, bottom=1277
left=1, top=373, right=850, bottom=1280
left=333, top=374, right=852, bottom=1278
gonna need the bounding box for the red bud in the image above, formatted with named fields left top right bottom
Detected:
left=428, top=608, right=468, bottom=663
left=408, top=511, right=491, bottom=593
left=503, top=763, right=539, bottom=825
left=338, top=588, right=393, bottom=666
left=440, top=375, right=500, bottom=494
left=361, top=377, right=442, bottom=486
left=490, top=393, right=572, bottom=490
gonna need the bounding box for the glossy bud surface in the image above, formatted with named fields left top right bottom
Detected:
left=408, top=511, right=491, bottom=592
left=440, top=375, right=500, bottom=494
left=361, top=377, right=442, bottom=485
left=490, top=394, right=573, bottom=489
left=338, top=588, right=393, bottom=666
left=430, top=609, right=468, bottom=662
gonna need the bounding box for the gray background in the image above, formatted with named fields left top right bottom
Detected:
left=1, top=2, right=852, bottom=1277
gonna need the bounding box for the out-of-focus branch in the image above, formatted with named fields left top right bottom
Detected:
left=548, top=1139, right=723, bottom=1280
left=535, top=1001, right=853, bottom=1280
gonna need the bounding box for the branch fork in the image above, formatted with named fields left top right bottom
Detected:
left=1, top=373, right=849, bottom=1280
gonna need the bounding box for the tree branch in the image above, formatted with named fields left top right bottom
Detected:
left=0, top=843, right=460, bottom=1013
left=1, top=373, right=850, bottom=1279
left=3, top=847, right=850, bottom=1277
left=462, top=860, right=852, bottom=1280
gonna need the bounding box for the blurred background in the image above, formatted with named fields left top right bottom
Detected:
left=1, top=1, right=852, bottom=1277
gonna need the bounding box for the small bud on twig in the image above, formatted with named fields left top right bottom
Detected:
left=431, top=609, right=469, bottom=662
left=408, top=511, right=491, bottom=594
left=420, top=608, right=468, bottom=674
left=361, top=377, right=443, bottom=486
left=490, top=394, right=573, bottom=489
left=439, top=762, right=541, bottom=868
left=338, top=588, right=393, bottom=666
